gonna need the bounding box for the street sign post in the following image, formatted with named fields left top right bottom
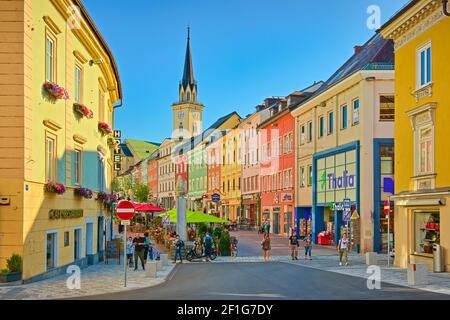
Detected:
left=116, top=200, right=135, bottom=287
left=384, top=200, right=391, bottom=268
left=162, top=214, right=170, bottom=225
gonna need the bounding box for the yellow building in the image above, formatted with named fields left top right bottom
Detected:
left=0, top=0, right=121, bottom=282
left=380, top=0, right=450, bottom=271
left=220, top=126, right=243, bottom=222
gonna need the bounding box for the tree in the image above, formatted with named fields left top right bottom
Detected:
left=135, top=183, right=150, bottom=203
left=112, top=175, right=133, bottom=198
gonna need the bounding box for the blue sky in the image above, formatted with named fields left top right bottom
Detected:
left=83, top=0, right=409, bottom=143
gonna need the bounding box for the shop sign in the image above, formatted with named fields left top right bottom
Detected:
left=113, top=130, right=122, bottom=172
left=327, top=170, right=356, bottom=190
left=49, top=209, right=83, bottom=220
left=282, top=193, right=293, bottom=202
left=212, top=193, right=220, bottom=202
left=273, top=194, right=279, bottom=204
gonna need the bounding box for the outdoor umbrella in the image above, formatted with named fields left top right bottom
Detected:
left=133, top=203, right=165, bottom=212
left=159, top=209, right=229, bottom=224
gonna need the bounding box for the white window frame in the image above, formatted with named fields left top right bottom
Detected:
left=416, top=41, right=432, bottom=90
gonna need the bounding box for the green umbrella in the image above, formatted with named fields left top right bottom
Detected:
left=159, top=209, right=229, bottom=224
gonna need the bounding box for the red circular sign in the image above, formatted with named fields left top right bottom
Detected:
left=116, top=200, right=135, bottom=220
left=384, top=200, right=390, bottom=215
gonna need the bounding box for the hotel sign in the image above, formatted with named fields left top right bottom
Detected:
left=113, top=130, right=122, bottom=172
left=49, top=209, right=83, bottom=220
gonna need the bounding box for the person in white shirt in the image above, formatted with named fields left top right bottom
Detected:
left=338, top=233, right=351, bottom=266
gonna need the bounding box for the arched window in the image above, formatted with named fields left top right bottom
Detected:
left=187, top=92, right=191, bottom=101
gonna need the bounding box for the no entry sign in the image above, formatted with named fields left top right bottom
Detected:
left=116, top=200, right=135, bottom=220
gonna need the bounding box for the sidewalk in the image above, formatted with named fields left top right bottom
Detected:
left=215, top=253, right=450, bottom=296
left=0, top=262, right=175, bottom=300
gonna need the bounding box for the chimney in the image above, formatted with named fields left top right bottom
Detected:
left=354, top=45, right=363, bottom=54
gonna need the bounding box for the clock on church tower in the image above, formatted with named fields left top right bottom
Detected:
left=172, top=27, right=204, bottom=141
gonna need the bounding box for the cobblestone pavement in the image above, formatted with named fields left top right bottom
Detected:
left=0, top=262, right=175, bottom=300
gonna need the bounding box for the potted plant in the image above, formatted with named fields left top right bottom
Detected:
left=0, top=254, right=22, bottom=283
left=44, top=180, right=66, bottom=195
left=74, top=187, right=94, bottom=199
left=98, top=121, right=112, bottom=136
left=42, top=81, right=69, bottom=102
left=73, top=103, right=94, bottom=119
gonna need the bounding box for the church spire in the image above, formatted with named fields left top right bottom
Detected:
left=181, top=26, right=195, bottom=90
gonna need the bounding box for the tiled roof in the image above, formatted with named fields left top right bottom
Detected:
left=120, top=143, right=133, bottom=157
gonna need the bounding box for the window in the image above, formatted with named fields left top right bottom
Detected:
left=308, top=165, right=313, bottom=186
left=419, top=127, right=433, bottom=174
left=341, top=105, right=348, bottom=129
left=380, top=96, right=395, bottom=121
left=45, top=35, right=55, bottom=82
left=64, top=231, right=70, bottom=247
left=414, top=211, right=439, bottom=255
left=307, top=121, right=313, bottom=143
left=352, top=99, right=360, bottom=125
left=74, top=149, right=82, bottom=185
left=45, top=135, right=56, bottom=181
left=318, top=116, right=325, bottom=138
left=178, top=111, right=184, bottom=119
left=98, top=153, right=105, bottom=192
left=300, top=167, right=305, bottom=187
left=278, top=172, right=282, bottom=190
left=300, top=125, right=306, bottom=145
left=74, top=65, right=82, bottom=103
left=328, top=112, right=334, bottom=135
left=279, top=137, right=283, bottom=156
left=417, top=42, right=432, bottom=88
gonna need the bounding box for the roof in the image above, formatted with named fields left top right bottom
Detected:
left=297, top=33, right=394, bottom=105
left=174, top=111, right=241, bottom=154
left=73, top=0, right=122, bottom=101
left=125, top=139, right=161, bottom=159
left=120, top=143, right=133, bottom=157
left=181, top=28, right=196, bottom=91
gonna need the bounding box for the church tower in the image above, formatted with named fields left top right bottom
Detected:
left=172, top=27, right=204, bottom=140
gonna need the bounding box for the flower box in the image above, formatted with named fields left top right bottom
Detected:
left=73, top=103, right=94, bottom=119
left=42, top=81, right=69, bottom=101
left=44, top=181, right=66, bottom=195
left=0, top=272, right=22, bottom=284
left=74, top=187, right=94, bottom=199
left=98, top=121, right=112, bottom=136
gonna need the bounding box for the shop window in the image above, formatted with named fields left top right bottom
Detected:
left=64, top=231, right=70, bottom=247
left=415, top=211, right=440, bottom=255
left=379, top=96, right=395, bottom=121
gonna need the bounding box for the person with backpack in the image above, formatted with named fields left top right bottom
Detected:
left=203, top=233, right=213, bottom=261
left=338, top=233, right=351, bottom=266
left=261, top=233, right=271, bottom=262
left=288, top=229, right=300, bottom=260
left=173, top=234, right=184, bottom=264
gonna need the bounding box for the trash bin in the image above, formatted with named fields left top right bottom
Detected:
left=433, top=244, right=444, bottom=273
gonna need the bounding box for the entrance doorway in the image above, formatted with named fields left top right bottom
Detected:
left=97, top=217, right=104, bottom=262
left=46, top=232, right=57, bottom=271
left=273, top=209, right=280, bottom=235
left=86, top=222, right=94, bottom=264
left=74, top=228, right=82, bottom=261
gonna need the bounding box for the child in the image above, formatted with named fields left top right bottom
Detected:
left=126, top=236, right=134, bottom=267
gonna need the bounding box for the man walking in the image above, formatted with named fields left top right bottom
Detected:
left=132, top=233, right=146, bottom=271
left=288, top=229, right=299, bottom=260
left=304, top=234, right=313, bottom=260
left=173, top=234, right=184, bottom=264
left=203, top=233, right=213, bottom=262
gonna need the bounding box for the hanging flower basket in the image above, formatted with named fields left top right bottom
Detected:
left=98, top=121, right=112, bottom=136
left=44, top=181, right=66, bottom=195
left=96, top=192, right=118, bottom=211
left=73, top=103, right=94, bottom=119
left=74, top=187, right=94, bottom=199
left=42, top=81, right=70, bottom=102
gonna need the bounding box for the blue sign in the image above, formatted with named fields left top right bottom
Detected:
left=383, top=177, right=394, bottom=194
left=212, top=193, right=220, bottom=202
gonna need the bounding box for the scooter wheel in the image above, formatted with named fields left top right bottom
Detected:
left=186, top=253, right=194, bottom=261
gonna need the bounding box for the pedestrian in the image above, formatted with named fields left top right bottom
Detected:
left=203, top=232, right=213, bottom=262
left=288, top=229, right=299, bottom=260
left=143, top=231, right=151, bottom=263
left=132, top=233, right=146, bottom=271
left=304, top=233, right=313, bottom=260
left=264, top=220, right=271, bottom=235
left=338, top=233, right=350, bottom=266
left=126, top=236, right=134, bottom=267
left=173, top=234, right=184, bottom=263
left=261, top=233, right=271, bottom=262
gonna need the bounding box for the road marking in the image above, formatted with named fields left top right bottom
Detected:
left=208, top=292, right=286, bottom=299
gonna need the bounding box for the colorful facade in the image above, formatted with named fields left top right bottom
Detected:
left=292, top=35, right=395, bottom=253
left=157, top=138, right=175, bottom=209
left=0, top=0, right=121, bottom=281
left=380, top=0, right=450, bottom=270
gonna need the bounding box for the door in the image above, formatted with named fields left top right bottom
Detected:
left=46, top=232, right=57, bottom=271
left=273, top=211, right=280, bottom=235
left=74, top=228, right=82, bottom=261
left=86, top=222, right=93, bottom=256
left=97, top=217, right=104, bottom=261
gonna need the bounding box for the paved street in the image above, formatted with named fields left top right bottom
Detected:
left=85, top=262, right=449, bottom=300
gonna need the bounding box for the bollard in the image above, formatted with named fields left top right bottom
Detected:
left=145, top=261, right=157, bottom=278
left=156, top=259, right=163, bottom=271
left=407, top=263, right=428, bottom=286
left=366, top=252, right=378, bottom=266
left=160, top=254, right=169, bottom=267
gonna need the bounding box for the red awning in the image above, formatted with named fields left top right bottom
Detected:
left=133, top=203, right=165, bottom=212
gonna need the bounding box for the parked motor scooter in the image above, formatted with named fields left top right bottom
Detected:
left=186, top=241, right=217, bottom=261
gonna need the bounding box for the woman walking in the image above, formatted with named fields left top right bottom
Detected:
left=261, top=233, right=271, bottom=262
left=303, top=234, right=313, bottom=260
left=338, top=233, right=350, bottom=266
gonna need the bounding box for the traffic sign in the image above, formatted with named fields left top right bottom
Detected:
left=384, top=200, right=390, bottom=218
left=116, top=200, right=135, bottom=220
left=121, top=220, right=130, bottom=226
left=162, top=214, right=170, bottom=225
left=212, top=193, right=220, bottom=202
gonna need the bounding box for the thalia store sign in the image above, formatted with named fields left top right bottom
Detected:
left=327, top=170, right=356, bottom=190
